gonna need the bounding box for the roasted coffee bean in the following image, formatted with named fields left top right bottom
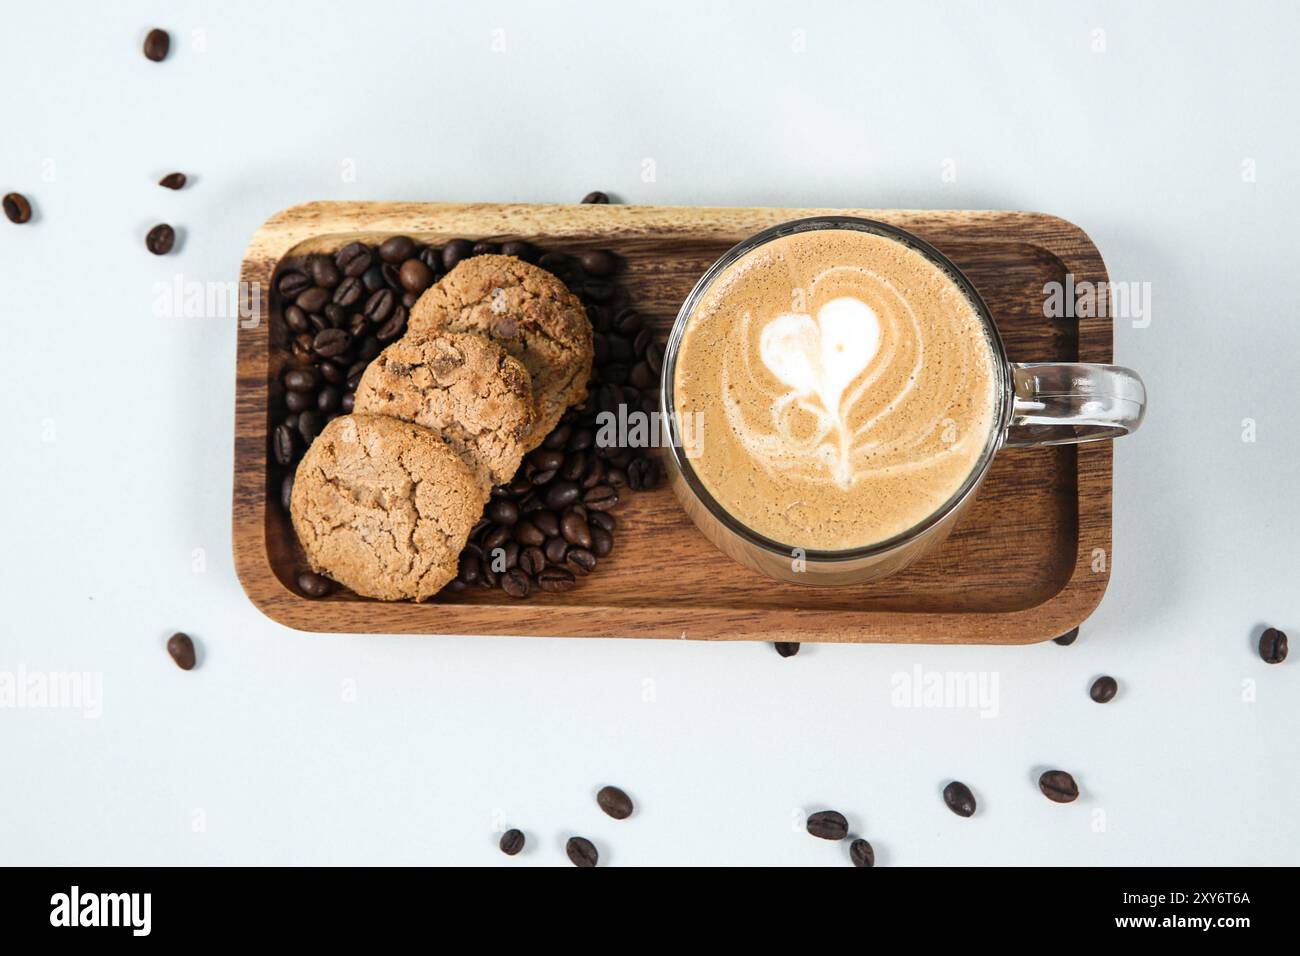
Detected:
left=284, top=367, right=318, bottom=392
left=457, top=553, right=482, bottom=586
left=544, top=480, right=581, bottom=510
left=501, top=569, right=531, bottom=599
left=399, top=258, right=434, bottom=294
left=378, top=235, right=416, bottom=263
left=483, top=525, right=511, bottom=552
left=596, top=785, right=633, bottom=820
left=1053, top=627, right=1079, bottom=646
left=442, top=238, right=474, bottom=271
left=500, top=240, right=536, bottom=261
left=567, top=428, right=594, bottom=452
left=166, top=632, right=195, bottom=669
left=418, top=246, right=441, bottom=271
left=646, top=341, right=665, bottom=375
left=537, top=566, right=577, bottom=592
left=1259, top=627, right=1288, bottom=664
left=589, top=511, right=616, bottom=532
left=317, top=386, right=341, bottom=413
left=532, top=511, right=559, bottom=539
left=318, top=360, right=345, bottom=385
left=297, top=410, right=323, bottom=443
left=560, top=451, right=586, bottom=483
left=363, top=288, right=396, bottom=322
left=520, top=547, right=546, bottom=577
left=565, top=836, right=598, bottom=867
left=273, top=423, right=295, bottom=465
left=284, top=389, right=312, bottom=413
left=627, top=457, right=660, bottom=491
left=308, top=254, right=340, bottom=288
left=3, top=192, right=32, bottom=224
left=537, top=251, right=571, bottom=275
left=499, top=829, right=525, bottom=856
left=312, top=328, right=351, bottom=358
left=943, top=781, right=977, bottom=817
left=345, top=360, right=369, bottom=389
left=487, top=498, right=519, bottom=525
left=544, top=536, right=569, bottom=565
left=773, top=642, right=800, bottom=658
left=279, top=473, right=294, bottom=512
left=1090, top=675, right=1118, bottom=702
left=145, top=223, right=175, bottom=255
left=362, top=264, right=386, bottom=293
left=278, top=271, right=310, bottom=299
left=290, top=334, right=314, bottom=364
left=379, top=262, right=402, bottom=290
left=566, top=548, right=596, bottom=574
left=581, top=191, right=609, bottom=204
left=579, top=250, right=617, bottom=277
left=332, top=276, right=364, bottom=308
left=295, top=287, right=328, bottom=314
left=529, top=448, right=565, bottom=474
left=1038, top=770, right=1079, bottom=803
left=514, top=519, right=545, bottom=547
left=480, top=562, right=498, bottom=589
left=143, top=28, right=170, bottom=61
left=297, top=571, right=333, bottom=598
left=560, top=510, right=592, bottom=549
left=348, top=313, right=368, bottom=339
left=583, top=484, right=618, bottom=511
left=158, top=171, right=186, bottom=190
left=340, top=392, right=354, bottom=413
left=544, top=425, right=572, bottom=450
left=580, top=458, right=606, bottom=490
left=850, top=838, right=875, bottom=868
left=284, top=304, right=309, bottom=333
left=335, top=242, right=372, bottom=277
left=629, top=361, right=656, bottom=390
left=807, top=810, right=849, bottom=841
left=472, top=240, right=499, bottom=256
left=613, top=308, right=643, bottom=335
left=376, top=308, right=407, bottom=342
left=606, top=466, right=628, bottom=488
left=358, top=334, right=381, bottom=362
left=589, top=526, right=613, bottom=558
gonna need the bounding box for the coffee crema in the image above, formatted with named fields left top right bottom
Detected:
left=672, top=228, right=999, bottom=551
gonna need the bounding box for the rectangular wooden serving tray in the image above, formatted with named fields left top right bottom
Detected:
left=233, top=202, right=1112, bottom=644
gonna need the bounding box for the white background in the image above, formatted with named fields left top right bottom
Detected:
left=2, top=0, right=1296, bottom=866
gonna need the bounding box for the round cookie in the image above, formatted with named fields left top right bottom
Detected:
left=353, top=330, right=536, bottom=490
left=290, top=413, right=485, bottom=602
left=408, top=254, right=593, bottom=447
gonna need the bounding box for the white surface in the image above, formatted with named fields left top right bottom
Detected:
left=2, top=0, right=1296, bottom=866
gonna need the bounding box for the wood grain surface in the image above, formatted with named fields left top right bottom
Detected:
left=234, top=203, right=1113, bottom=643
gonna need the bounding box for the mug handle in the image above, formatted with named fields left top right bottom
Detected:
left=1004, top=363, right=1147, bottom=447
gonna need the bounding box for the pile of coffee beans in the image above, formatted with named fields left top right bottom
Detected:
left=270, top=234, right=664, bottom=600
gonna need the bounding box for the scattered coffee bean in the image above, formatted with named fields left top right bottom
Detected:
left=3, top=192, right=32, bottom=224
left=565, top=836, right=598, bottom=867
left=1038, top=770, right=1079, bottom=803
left=158, top=172, right=187, bottom=190
left=806, top=810, right=848, bottom=840
left=145, top=223, right=175, bottom=255
left=297, top=571, right=333, bottom=598
left=1259, top=626, right=1288, bottom=664
left=581, top=191, right=609, bottom=204
left=849, top=838, right=875, bottom=867
left=566, top=548, right=596, bottom=574
left=537, top=566, right=577, bottom=592
left=143, top=28, right=170, bottom=62
left=1053, top=627, right=1079, bottom=646
left=942, top=781, right=976, bottom=817
left=499, top=829, right=525, bottom=856
left=166, top=632, right=195, bottom=670
left=1090, top=675, right=1118, bottom=702
left=773, top=642, right=800, bottom=658
left=596, top=785, right=634, bottom=820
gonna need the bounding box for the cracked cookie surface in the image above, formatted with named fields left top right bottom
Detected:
left=290, top=413, right=486, bottom=601
left=353, top=330, right=536, bottom=489
left=408, top=254, right=593, bottom=447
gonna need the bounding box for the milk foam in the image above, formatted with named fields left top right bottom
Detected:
left=674, top=228, right=999, bottom=551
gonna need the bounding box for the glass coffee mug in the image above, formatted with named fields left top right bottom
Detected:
left=659, top=217, right=1146, bottom=586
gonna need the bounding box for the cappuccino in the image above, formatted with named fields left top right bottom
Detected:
left=672, top=227, right=999, bottom=551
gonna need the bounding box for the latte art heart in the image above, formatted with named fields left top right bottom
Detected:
left=759, top=297, right=881, bottom=486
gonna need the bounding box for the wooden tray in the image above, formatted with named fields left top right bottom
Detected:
left=234, top=203, right=1112, bottom=643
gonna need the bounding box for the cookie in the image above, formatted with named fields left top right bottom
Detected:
left=353, top=330, right=536, bottom=489
left=408, top=254, right=593, bottom=446
left=290, top=414, right=485, bottom=602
